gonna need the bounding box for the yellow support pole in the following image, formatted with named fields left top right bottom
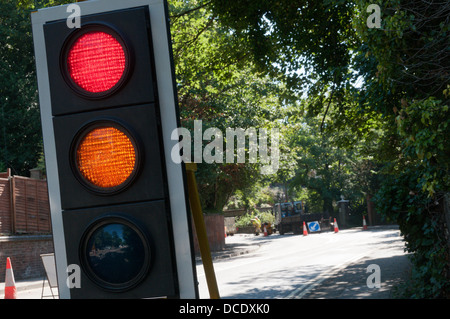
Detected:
left=185, top=163, right=220, bottom=299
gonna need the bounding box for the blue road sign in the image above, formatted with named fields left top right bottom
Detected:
left=307, top=221, right=321, bottom=232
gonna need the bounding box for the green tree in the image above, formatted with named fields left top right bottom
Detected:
left=282, top=106, right=376, bottom=217
left=0, top=1, right=41, bottom=175
left=0, top=0, right=73, bottom=175
left=354, top=0, right=450, bottom=297
left=209, top=0, right=449, bottom=296
left=169, top=0, right=284, bottom=213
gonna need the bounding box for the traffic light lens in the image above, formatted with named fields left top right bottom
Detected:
left=85, top=221, right=149, bottom=287
left=76, top=126, right=137, bottom=189
left=67, top=31, right=126, bottom=93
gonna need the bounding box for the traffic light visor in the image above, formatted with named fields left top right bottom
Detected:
left=75, top=123, right=138, bottom=191
left=66, top=29, right=127, bottom=94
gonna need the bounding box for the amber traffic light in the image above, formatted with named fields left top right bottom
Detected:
left=74, top=123, right=138, bottom=190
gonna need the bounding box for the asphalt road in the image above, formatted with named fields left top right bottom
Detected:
left=196, top=225, right=411, bottom=299
left=2, top=225, right=410, bottom=299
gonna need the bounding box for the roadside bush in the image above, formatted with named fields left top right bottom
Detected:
left=235, top=211, right=275, bottom=228
left=376, top=170, right=450, bottom=298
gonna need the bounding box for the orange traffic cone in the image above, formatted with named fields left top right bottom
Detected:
left=334, top=218, right=339, bottom=233
left=303, top=221, right=308, bottom=236
left=4, top=257, right=17, bottom=299
left=363, top=216, right=368, bottom=230
left=263, top=225, right=268, bottom=237
left=224, top=226, right=227, bottom=238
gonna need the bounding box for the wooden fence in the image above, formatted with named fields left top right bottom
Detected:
left=0, top=172, right=51, bottom=235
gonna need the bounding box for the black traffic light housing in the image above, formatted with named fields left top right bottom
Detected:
left=44, top=7, right=156, bottom=116
left=32, top=1, right=198, bottom=299
left=63, top=201, right=176, bottom=298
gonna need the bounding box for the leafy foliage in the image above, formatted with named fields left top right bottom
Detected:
left=3, top=0, right=449, bottom=297
left=0, top=0, right=73, bottom=175
left=0, top=0, right=41, bottom=175
left=170, top=0, right=284, bottom=213
left=235, top=210, right=275, bottom=228
left=210, top=0, right=450, bottom=297
left=356, top=0, right=450, bottom=297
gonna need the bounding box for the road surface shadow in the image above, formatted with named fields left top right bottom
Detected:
left=302, top=253, right=412, bottom=299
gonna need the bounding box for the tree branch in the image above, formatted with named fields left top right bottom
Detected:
left=170, top=1, right=212, bottom=19
left=320, top=90, right=334, bottom=133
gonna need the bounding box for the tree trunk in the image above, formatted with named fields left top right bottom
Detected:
left=366, top=194, right=375, bottom=226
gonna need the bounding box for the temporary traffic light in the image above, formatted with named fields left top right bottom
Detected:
left=32, top=0, right=198, bottom=298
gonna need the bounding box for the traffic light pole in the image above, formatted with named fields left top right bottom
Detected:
left=185, top=163, right=220, bottom=299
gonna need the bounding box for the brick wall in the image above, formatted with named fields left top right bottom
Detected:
left=0, top=216, right=225, bottom=281
left=0, top=235, right=54, bottom=281
left=192, top=214, right=225, bottom=254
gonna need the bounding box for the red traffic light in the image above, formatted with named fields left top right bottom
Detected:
left=64, top=27, right=129, bottom=96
